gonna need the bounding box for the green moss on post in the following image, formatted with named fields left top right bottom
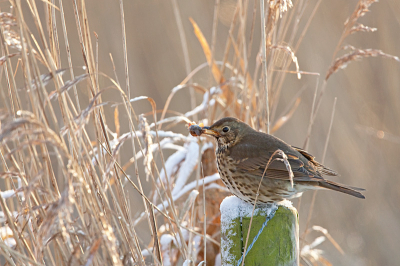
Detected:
left=220, top=196, right=299, bottom=266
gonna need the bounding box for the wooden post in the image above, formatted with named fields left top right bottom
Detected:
left=220, top=196, right=299, bottom=266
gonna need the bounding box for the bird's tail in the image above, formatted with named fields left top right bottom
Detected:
left=318, top=180, right=365, bottom=199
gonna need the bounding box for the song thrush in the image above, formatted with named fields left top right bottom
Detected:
left=194, top=117, right=365, bottom=204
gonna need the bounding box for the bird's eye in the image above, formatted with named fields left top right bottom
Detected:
left=222, top=126, right=230, bottom=133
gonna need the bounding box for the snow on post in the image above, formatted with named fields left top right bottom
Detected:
left=220, top=196, right=299, bottom=266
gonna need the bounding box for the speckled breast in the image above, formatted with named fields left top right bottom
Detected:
left=215, top=144, right=252, bottom=202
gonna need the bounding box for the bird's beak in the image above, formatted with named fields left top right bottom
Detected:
left=202, top=127, right=220, bottom=137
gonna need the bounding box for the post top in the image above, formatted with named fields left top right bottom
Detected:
left=220, top=195, right=293, bottom=219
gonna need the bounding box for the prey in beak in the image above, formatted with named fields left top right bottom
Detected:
left=188, top=123, right=219, bottom=137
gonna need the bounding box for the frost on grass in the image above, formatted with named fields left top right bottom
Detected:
left=184, top=86, right=221, bottom=118
left=171, top=140, right=199, bottom=195
left=182, top=260, right=192, bottom=266
left=201, top=141, right=214, bottom=153
left=159, top=148, right=187, bottom=184
left=219, top=196, right=279, bottom=266
left=134, top=173, right=220, bottom=226
left=0, top=189, right=15, bottom=199
left=160, top=234, right=177, bottom=266
left=214, top=253, right=222, bottom=266
left=0, top=225, right=16, bottom=247
left=192, top=235, right=202, bottom=262
left=0, top=177, right=23, bottom=199
left=301, top=236, right=326, bottom=262
left=90, top=129, right=188, bottom=166
left=158, top=226, right=190, bottom=265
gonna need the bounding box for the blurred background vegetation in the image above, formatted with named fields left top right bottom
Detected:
left=83, top=1, right=399, bottom=263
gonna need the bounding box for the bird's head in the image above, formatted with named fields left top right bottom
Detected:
left=202, top=117, right=253, bottom=146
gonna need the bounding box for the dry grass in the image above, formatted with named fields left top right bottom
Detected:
left=0, top=0, right=398, bottom=265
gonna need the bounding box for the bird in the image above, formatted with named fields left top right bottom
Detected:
left=195, top=117, right=365, bottom=204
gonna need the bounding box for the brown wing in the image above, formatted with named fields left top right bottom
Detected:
left=235, top=153, right=326, bottom=182
left=291, top=146, right=338, bottom=176
left=229, top=141, right=326, bottom=182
